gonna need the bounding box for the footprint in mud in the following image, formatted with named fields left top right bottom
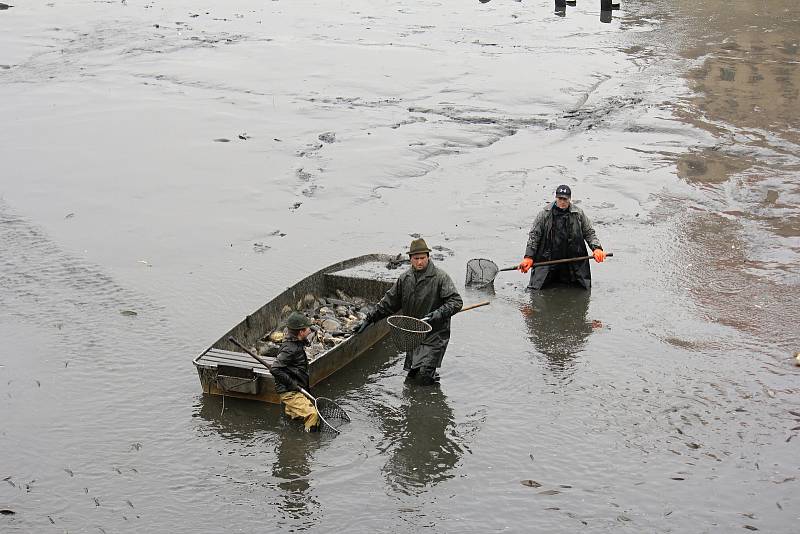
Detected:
left=318, top=131, right=336, bottom=144
left=297, top=143, right=323, bottom=157
left=302, top=184, right=320, bottom=197
left=432, top=245, right=455, bottom=256
left=296, top=168, right=313, bottom=182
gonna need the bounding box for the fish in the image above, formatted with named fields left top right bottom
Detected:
left=520, top=479, right=541, bottom=487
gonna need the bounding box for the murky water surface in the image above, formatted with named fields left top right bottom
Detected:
left=1, top=0, right=798, bottom=532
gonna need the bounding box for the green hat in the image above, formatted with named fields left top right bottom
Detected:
left=408, top=237, right=432, bottom=255
left=286, top=311, right=312, bottom=330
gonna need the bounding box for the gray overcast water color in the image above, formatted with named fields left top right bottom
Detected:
left=1, top=0, right=798, bottom=532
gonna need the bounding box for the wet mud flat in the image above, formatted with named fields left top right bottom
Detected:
left=1, top=0, right=799, bottom=532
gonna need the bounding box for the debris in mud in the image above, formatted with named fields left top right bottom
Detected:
left=591, top=319, right=603, bottom=329
left=290, top=202, right=302, bottom=211
left=253, top=242, right=270, bottom=253
left=0, top=509, right=15, bottom=515
left=253, top=291, right=371, bottom=361
left=765, top=190, right=779, bottom=204
left=386, top=254, right=409, bottom=270
left=238, top=133, right=250, bottom=140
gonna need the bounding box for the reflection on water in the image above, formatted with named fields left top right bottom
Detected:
left=381, top=385, right=463, bottom=494
left=520, top=285, right=593, bottom=375
left=272, top=430, right=319, bottom=521
left=195, top=395, right=321, bottom=523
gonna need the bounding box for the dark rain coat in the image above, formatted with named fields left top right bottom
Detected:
left=371, top=261, right=463, bottom=371
left=524, top=202, right=602, bottom=290
left=270, top=335, right=310, bottom=394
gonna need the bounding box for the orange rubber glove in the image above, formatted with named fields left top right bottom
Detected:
left=593, top=249, right=606, bottom=263
left=519, top=257, right=534, bottom=273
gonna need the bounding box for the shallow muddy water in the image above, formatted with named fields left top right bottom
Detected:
left=1, top=0, right=798, bottom=532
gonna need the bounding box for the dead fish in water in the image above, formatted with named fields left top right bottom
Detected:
left=0, top=4, right=14, bottom=10
left=213, top=138, right=230, bottom=142
left=520, top=479, right=542, bottom=487
left=0, top=509, right=15, bottom=515
left=120, top=310, right=138, bottom=317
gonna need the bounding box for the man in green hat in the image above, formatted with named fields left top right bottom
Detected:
left=357, top=237, right=463, bottom=385
left=270, top=311, right=320, bottom=432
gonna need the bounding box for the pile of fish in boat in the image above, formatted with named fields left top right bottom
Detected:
left=255, top=290, right=372, bottom=361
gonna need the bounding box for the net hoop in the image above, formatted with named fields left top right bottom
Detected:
left=386, top=315, right=432, bottom=352
left=315, top=396, right=351, bottom=434
left=465, top=258, right=500, bottom=288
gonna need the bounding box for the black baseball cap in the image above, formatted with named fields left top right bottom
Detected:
left=555, top=184, right=572, bottom=198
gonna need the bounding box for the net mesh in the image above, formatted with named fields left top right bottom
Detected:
left=386, top=315, right=432, bottom=352
left=315, top=397, right=351, bottom=434
left=465, top=258, right=500, bottom=288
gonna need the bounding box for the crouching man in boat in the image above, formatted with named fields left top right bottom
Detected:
left=518, top=184, right=606, bottom=290
left=357, top=238, right=463, bottom=386
left=269, top=312, right=320, bottom=432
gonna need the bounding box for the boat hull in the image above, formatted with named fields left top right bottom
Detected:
left=193, top=254, right=398, bottom=404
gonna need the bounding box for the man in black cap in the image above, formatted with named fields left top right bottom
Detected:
left=518, top=184, right=606, bottom=290
left=270, top=311, right=320, bottom=432
left=357, top=238, right=463, bottom=385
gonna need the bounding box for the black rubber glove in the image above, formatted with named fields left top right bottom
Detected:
left=421, top=310, right=440, bottom=325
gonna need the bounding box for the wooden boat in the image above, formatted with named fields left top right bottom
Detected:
left=193, top=254, right=400, bottom=404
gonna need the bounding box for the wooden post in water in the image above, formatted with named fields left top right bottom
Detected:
left=566, top=0, right=576, bottom=5
left=600, top=0, right=613, bottom=22
left=611, top=0, right=620, bottom=9
left=555, top=0, right=566, bottom=16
